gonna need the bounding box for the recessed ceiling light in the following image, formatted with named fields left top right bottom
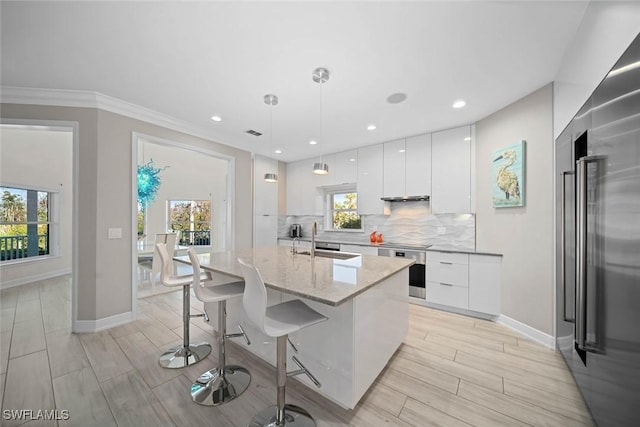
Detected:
left=399, top=149, right=406, bottom=153
left=464, top=137, right=471, bottom=141
left=349, top=158, right=356, bottom=162
left=211, top=115, right=222, bottom=122
left=453, top=100, right=466, bottom=109
left=274, top=149, right=282, bottom=154
left=387, top=93, right=407, bottom=104
left=367, top=124, right=377, bottom=131
left=309, top=140, right=317, bottom=145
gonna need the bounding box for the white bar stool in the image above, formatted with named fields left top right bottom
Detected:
left=156, top=243, right=211, bottom=368
left=187, top=248, right=252, bottom=406
left=237, top=258, right=328, bottom=427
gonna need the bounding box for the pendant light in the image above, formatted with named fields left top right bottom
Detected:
left=263, top=94, right=279, bottom=183
left=312, top=67, right=330, bottom=175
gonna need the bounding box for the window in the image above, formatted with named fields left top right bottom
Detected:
left=167, top=199, right=212, bottom=245
left=327, top=190, right=362, bottom=231
left=0, top=187, right=51, bottom=261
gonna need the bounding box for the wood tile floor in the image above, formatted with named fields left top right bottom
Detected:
left=0, top=275, right=594, bottom=426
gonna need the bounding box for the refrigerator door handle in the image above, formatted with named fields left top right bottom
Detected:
left=561, top=171, right=575, bottom=323
left=576, top=155, right=605, bottom=353
left=576, top=159, right=587, bottom=350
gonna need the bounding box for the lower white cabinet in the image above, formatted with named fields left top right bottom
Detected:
left=426, top=250, right=501, bottom=316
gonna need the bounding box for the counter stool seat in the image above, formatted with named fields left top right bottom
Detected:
left=156, top=243, right=211, bottom=368
left=187, top=248, right=252, bottom=406
left=238, top=258, right=327, bottom=427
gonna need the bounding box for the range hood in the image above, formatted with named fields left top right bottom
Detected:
left=380, top=195, right=430, bottom=202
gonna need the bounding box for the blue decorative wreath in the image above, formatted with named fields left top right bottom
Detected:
left=137, top=159, right=166, bottom=205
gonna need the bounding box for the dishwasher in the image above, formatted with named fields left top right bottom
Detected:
left=377, top=247, right=427, bottom=299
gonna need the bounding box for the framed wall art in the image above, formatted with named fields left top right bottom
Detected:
left=492, top=140, right=525, bottom=208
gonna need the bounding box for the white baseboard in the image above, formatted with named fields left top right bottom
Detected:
left=498, top=314, right=555, bottom=349
left=0, top=268, right=71, bottom=290
left=73, top=311, right=134, bottom=334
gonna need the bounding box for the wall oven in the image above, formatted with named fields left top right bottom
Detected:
left=378, top=247, right=427, bottom=298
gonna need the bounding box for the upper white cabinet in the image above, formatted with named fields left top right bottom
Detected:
left=405, top=134, right=431, bottom=196
left=286, top=159, right=322, bottom=216
left=315, top=150, right=358, bottom=186
left=383, top=134, right=431, bottom=198
left=254, top=155, right=279, bottom=247
left=383, top=139, right=406, bottom=197
left=335, top=150, right=358, bottom=184
left=357, top=144, right=384, bottom=214
left=431, top=125, right=473, bottom=213
left=254, top=155, right=278, bottom=215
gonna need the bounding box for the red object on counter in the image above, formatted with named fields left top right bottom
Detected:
left=370, top=231, right=378, bottom=243
left=376, top=233, right=383, bottom=243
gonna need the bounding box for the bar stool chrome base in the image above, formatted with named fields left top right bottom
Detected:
left=249, top=404, right=316, bottom=427
left=158, top=342, right=211, bottom=369
left=191, top=365, right=251, bottom=406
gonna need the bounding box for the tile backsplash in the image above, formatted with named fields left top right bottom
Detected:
left=278, top=201, right=475, bottom=249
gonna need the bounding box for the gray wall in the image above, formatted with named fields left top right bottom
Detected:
left=1, top=103, right=252, bottom=321
left=475, top=84, right=554, bottom=335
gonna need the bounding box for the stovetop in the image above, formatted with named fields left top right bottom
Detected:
left=377, top=242, right=432, bottom=251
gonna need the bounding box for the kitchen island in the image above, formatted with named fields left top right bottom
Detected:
left=174, top=245, right=413, bottom=409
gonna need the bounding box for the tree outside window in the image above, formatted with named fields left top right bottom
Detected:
left=329, top=192, right=362, bottom=230
left=168, top=200, right=211, bottom=245
left=0, top=187, right=50, bottom=261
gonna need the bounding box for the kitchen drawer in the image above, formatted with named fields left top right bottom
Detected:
left=426, top=281, right=468, bottom=310
left=427, top=261, right=469, bottom=287
left=427, top=251, right=469, bottom=264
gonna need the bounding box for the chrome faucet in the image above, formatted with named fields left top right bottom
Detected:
left=310, top=221, right=317, bottom=259
left=292, top=237, right=300, bottom=255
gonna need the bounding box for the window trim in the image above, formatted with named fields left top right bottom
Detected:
left=166, top=198, right=213, bottom=246
left=324, top=186, right=364, bottom=232
left=0, top=184, right=59, bottom=262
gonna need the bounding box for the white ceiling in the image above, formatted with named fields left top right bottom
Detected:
left=1, top=1, right=589, bottom=162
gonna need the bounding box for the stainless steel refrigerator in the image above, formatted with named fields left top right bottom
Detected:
left=556, top=33, right=640, bottom=427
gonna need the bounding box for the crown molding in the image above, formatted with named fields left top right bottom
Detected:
left=0, top=86, right=234, bottom=148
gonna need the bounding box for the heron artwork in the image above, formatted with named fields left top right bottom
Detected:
left=492, top=142, right=525, bottom=207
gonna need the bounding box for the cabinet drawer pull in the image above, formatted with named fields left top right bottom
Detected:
left=440, top=282, right=454, bottom=287
left=439, top=261, right=453, bottom=265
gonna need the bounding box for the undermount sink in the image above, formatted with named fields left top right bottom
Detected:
left=296, top=250, right=359, bottom=260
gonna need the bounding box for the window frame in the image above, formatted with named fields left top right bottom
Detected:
left=0, top=184, right=58, bottom=263
left=166, top=199, right=212, bottom=246
left=325, top=187, right=363, bottom=232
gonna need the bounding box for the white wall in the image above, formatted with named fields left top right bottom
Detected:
left=476, top=84, right=554, bottom=336
left=554, top=1, right=640, bottom=139
left=139, top=139, right=228, bottom=251
left=0, top=126, right=73, bottom=287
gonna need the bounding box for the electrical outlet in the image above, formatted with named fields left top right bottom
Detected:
left=437, top=227, right=446, bottom=235
left=108, top=228, right=122, bottom=239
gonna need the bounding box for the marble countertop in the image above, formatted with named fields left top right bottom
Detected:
left=174, top=245, right=414, bottom=306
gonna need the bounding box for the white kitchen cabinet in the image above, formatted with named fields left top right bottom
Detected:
left=405, top=133, right=431, bottom=196
left=254, top=155, right=278, bottom=215
left=286, top=161, right=302, bottom=215
left=254, top=214, right=278, bottom=248
left=383, top=134, right=432, bottom=199
left=356, top=144, right=384, bottom=215
left=383, top=139, right=406, bottom=197
left=254, top=155, right=279, bottom=248
left=286, top=159, right=323, bottom=216
left=425, top=250, right=501, bottom=317
left=340, top=244, right=378, bottom=256
left=335, top=150, right=358, bottom=185
left=431, top=125, right=472, bottom=213
left=426, top=251, right=469, bottom=309
left=469, top=255, right=501, bottom=315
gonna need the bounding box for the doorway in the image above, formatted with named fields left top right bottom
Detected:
left=131, top=133, right=234, bottom=301
left=0, top=121, right=77, bottom=332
